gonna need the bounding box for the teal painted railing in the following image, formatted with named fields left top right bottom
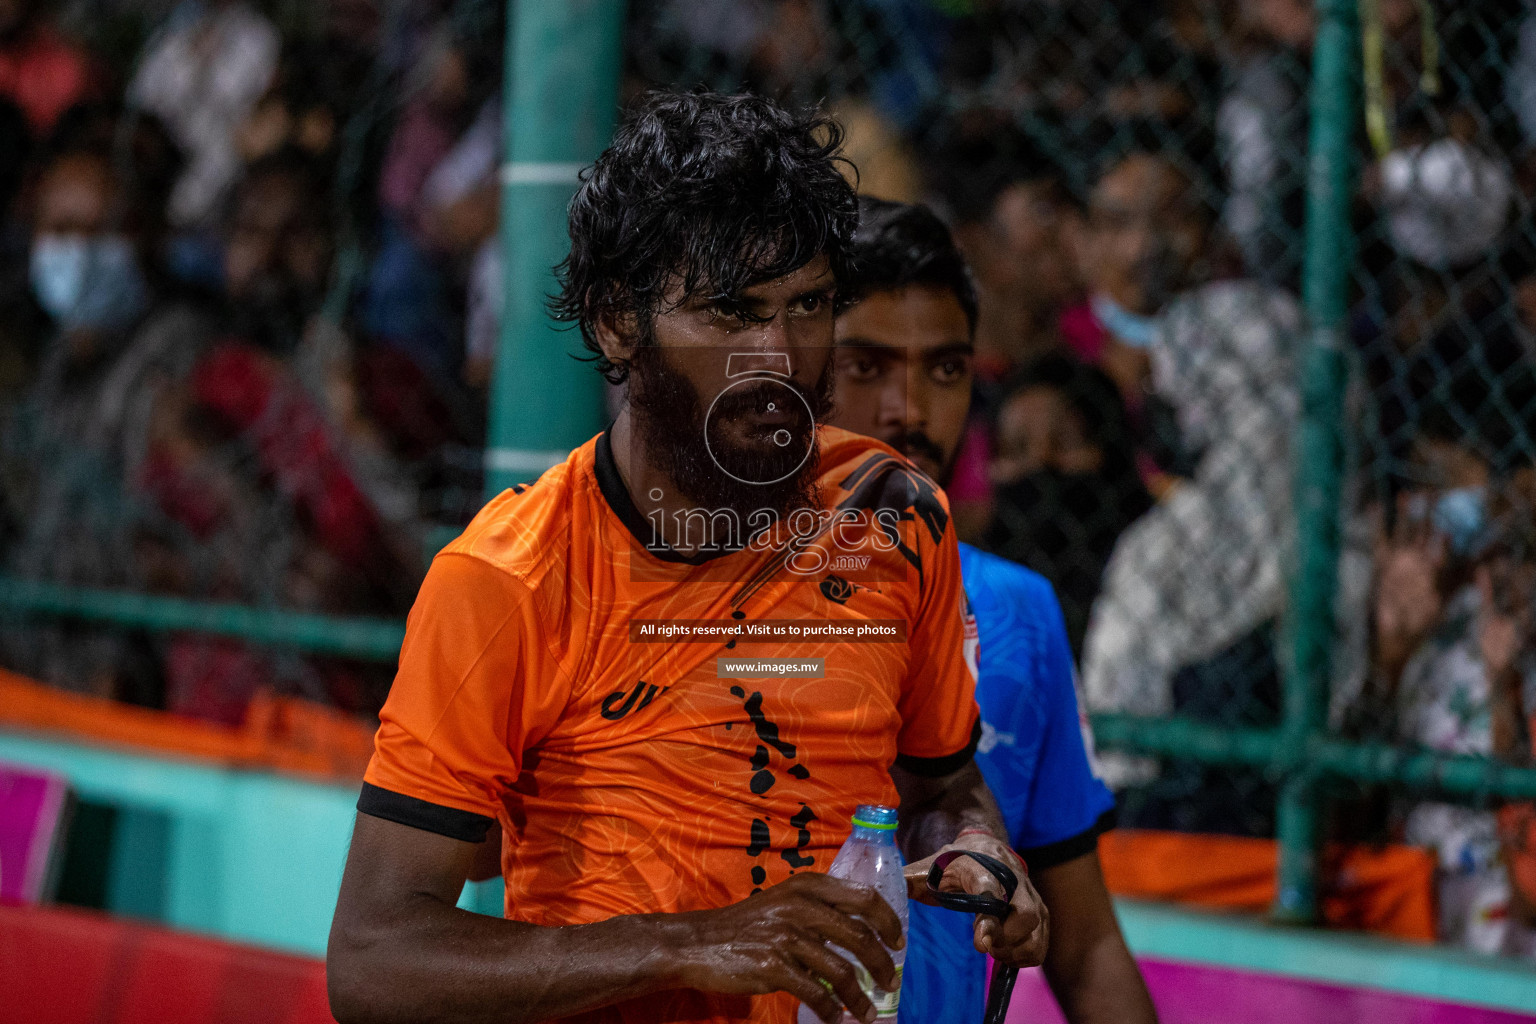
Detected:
left=6, top=727, right=1536, bottom=1012
left=0, top=576, right=405, bottom=660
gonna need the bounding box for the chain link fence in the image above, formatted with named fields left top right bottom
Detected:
left=1, top=0, right=1535, bottom=960
left=624, top=0, right=1536, bottom=954
left=0, top=0, right=507, bottom=718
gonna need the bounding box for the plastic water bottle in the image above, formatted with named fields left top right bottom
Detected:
left=797, top=804, right=908, bottom=1023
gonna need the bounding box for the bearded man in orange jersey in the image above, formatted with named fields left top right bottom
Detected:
left=328, top=92, right=1046, bottom=1024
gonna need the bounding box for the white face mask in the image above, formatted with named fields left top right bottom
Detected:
left=29, top=233, right=148, bottom=334
left=1379, top=139, right=1514, bottom=269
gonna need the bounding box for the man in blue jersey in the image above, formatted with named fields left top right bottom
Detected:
left=829, top=197, right=1157, bottom=1024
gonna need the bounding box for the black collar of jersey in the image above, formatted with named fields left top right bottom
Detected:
left=593, top=428, right=739, bottom=566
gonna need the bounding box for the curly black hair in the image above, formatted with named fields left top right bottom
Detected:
left=839, top=196, right=978, bottom=333
left=553, top=91, right=858, bottom=384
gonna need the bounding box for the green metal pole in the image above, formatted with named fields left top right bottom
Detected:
left=1090, top=714, right=1281, bottom=769
left=1275, top=0, right=1360, bottom=924
left=485, top=0, right=627, bottom=498
left=1091, top=712, right=1536, bottom=803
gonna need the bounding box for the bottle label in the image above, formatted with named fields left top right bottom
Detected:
left=855, top=962, right=901, bottom=1018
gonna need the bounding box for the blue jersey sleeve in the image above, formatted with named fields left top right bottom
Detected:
left=959, top=544, right=1115, bottom=865
left=1008, top=575, right=1115, bottom=863
left=901, top=547, right=1115, bottom=1024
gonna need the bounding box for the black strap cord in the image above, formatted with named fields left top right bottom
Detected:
left=925, top=849, right=1021, bottom=1024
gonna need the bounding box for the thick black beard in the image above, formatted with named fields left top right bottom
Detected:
left=627, top=343, right=833, bottom=524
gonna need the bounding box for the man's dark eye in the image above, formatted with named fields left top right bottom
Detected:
left=840, top=356, right=881, bottom=382
left=706, top=304, right=747, bottom=326
left=932, top=358, right=969, bottom=383
left=791, top=293, right=831, bottom=316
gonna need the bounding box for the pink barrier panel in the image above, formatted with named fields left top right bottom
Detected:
left=0, top=760, right=68, bottom=903
left=1008, top=959, right=1536, bottom=1024
left=0, top=902, right=336, bottom=1024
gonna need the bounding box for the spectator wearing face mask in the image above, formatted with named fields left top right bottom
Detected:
left=1367, top=402, right=1536, bottom=958
left=1079, top=268, right=1308, bottom=792
left=27, top=154, right=148, bottom=351
left=983, top=354, right=1152, bottom=659
left=0, top=144, right=158, bottom=701
left=1064, top=141, right=1217, bottom=415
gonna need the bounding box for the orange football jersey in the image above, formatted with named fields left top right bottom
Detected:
left=362, top=425, right=980, bottom=1024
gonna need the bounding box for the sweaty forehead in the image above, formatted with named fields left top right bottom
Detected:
left=667, top=254, right=834, bottom=308
left=740, top=256, right=834, bottom=298
left=834, top=285, right=971, bottom=353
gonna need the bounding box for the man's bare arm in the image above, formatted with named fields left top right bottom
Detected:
left=327, top=813, right=903, bottom=1024
left=1034, top=850, right=1157, bottom=1024
left=891, top=760, right=1049, bottom=968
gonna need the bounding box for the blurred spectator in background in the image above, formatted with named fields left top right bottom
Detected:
left=219, top=148, right=334, bottom=352
left=925, top=115, right=1083, bottom=539
left=1217, top=0, right=1312, bottom=287
left=1079, top=224, right=1305, bottom=790
left=0, top=141, right=155, bottom=700
left=0, top=0, right=95, bottom=137
left=25, top=147, right=147, bottom=349
left=932, top=116, right=1080, bottom=383
left=1368, top=400, right=1536, bottom=957
left=367, top=19, right=500, bottom=382
left=984, top=354, right=1152, bottom=659
left=129, top=0, right=279, bottom=229
left=1064, top=142, right=1216, bottom=414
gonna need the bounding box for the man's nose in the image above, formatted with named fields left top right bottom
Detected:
left=736, top=316, right=796, bottom=376
left=751, top=314, right=792, bottom=350
left=878, top=367, right=925, bottom=431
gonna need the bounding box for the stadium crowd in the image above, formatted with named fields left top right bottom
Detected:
left=0, top=0, right=1533, bottom=959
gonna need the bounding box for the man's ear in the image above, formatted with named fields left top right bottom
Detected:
left=593, top=311, right=637, bottom=373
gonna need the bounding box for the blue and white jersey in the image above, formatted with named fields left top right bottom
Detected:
left=899, top=543, right=1116, bottom=1024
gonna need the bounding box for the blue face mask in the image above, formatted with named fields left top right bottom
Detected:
left=1433, top=486, right=1488, bottom=555
left=1091, top=294, right=1161, bottom=349
left=30, top=233, right=148, bottom=334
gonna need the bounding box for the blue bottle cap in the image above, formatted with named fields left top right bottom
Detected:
left=851, top=804, right=898, bottom=830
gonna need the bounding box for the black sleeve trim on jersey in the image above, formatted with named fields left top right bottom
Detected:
left=1017, top=806, right=1117, bottom=872
left=894, top=718, right=983, bottom=778
left=357, top=782, right=495, bottom=843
